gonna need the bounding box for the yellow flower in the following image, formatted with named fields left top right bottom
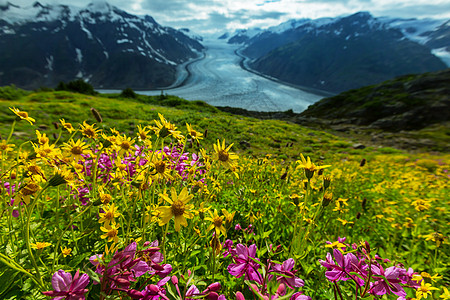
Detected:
left=211, top=139, right=238, bottom=169
left=79, top=121, right=100, bottom=139
left=35, top=130, right=49, bottom=145
left=221, top=208, right=235, bottom=226
left=9, top=107, right=35, bottom=125
left=31, top=242, right=52, bottom=250
left=150, top=154, right=174, bottom=181
left=337, top=218, right=353, bottom=226
left=422, top=232, right=445, bottom=247
left=152, top=113, right=183, bottom=140
left=325, top=240, right=346, bottom=249
left=137, top=124, right=151, bottom=141
left=98, top=203, right=121, bottom=225
left=186, top=123, right=203, bottom=143
left=440, top=287, right=450, bottom=299
left=157, top=187, right=194, bottom=232
left=205, top=209, right=227, bottom=237
left=60, top=118, right=75, bottom=133
left=61, top=246, right=72, bottom=257
left=296, top=154, right=331, bottom=179
left=32, top=142, right=60, bottom=160
left=0, top=140, right=15, bottom=153
left=115, top=134, right=135, bottom=156
left=98, top=187, right=112, bottom=204
left=416, top=280, right=439, bottom=299
left=100, top=222, right=120, bottom=243
left=19, top=181, right=41, bottom=205
left=63, top=139, right=90, bottom=161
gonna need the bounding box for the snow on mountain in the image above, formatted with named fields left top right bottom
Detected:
left=0, top=1, right=205, bottom=89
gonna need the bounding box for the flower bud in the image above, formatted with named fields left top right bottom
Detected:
left=236, top=291, right=245, bottom=300
left=360, top=158, right=366, bottom=167
left=48, top=173, right=67, bottom=187
left=323, top=176, right=331, bottom=190
left=205, top=282, right=221, bottom=292
left=127, top=290, right=144, bottom=299
left=171, top=275, right=178, bottom=285
left=90, top=107, right=103, bottom=123
left=276, top=283, right=286, bottom=296
left=321, top=192, right=332, bottom=207
left=206, top=292, right=219, bottom=300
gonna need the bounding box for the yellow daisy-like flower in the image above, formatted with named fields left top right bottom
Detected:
left=35, top=130, right=49, bottom=145
left=115, top=134, right=135, bottom=156
left=19, top=181, right=41, bottom=205
left=63, top=139, right=90, bottom=161
left=157, top=187, right=194, bottom=232
left=296, top=153, right=331, bottom=179
left=60, top=118, right=75, bottom=133
left=150, top=153, right=174, bottom=181
left=31, top=242, right=52, bottom=250
left=100, top=222, right=120, bottom=243
left=416, top=280, right=439, bottom=299
left=211, top=139, right=238, bottom=169
left=0, top=140, right=15, bottom=153
left=440, top=287, right=450, bottom=299
left=137, top=124, right=151, bottom=141
left=205, top=209, right=226, bottom=237
left=186, top=123, right=203, bottom=143
left=61, top=246, right=72, bottom=257
left=32, top=142, right=61, bottom=160
left=79, top=121, right=100, bottom=139
left=152, top=113, right=184, bottom=140
left=9, top=107, right=35, bottom=125
left=98, top=187, right=112, bottom=204
left=221, top=208, right=235, bottom=226
left=98, top=203, right=121, bottom=225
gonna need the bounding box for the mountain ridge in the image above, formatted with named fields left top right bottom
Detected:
left=0, top=1, right=204, bottom=89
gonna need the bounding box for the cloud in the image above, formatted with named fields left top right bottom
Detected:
left=6, top=0, right=450, bottom=35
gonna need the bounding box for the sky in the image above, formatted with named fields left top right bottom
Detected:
left=5, top=0, right=450, bottom=35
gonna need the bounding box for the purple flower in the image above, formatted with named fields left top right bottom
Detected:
left=271, top=258, right=304, bottom=289
left=369, top=265, right=406, bottom=297
left=42, top=269, right=89, bottom=300
left=290, top=291, right=312, bottom=300
left=227, top=244, right=262, bottom=284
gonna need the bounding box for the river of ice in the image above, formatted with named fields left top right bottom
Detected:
left=101, top=39, right=329, bottom=113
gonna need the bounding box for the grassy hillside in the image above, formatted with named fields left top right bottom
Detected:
left=0, top=88, right=448, bottom=299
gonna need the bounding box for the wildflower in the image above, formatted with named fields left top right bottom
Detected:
left=227, top=244, right=262, bottom=284
left=90, top=107, right=103, bottom=123
left=60, top=118, right=75, bottom=133
left=150, top=154, right=174, bottom=181
left=370, top=265, right=406, bottom=297
left=222, top=208, right=235, bottom=226
left=98, top=203, right=121, bottom=225
left=42, top=269, right=89, bottom=300
left=337, top=218, right=353, bottom=226
left=79, top=121, right=100, bottom=139
left=0, top=140, right=15, bottom=153
left=296, top=154, right=330, bottom=179
left=63, top=139, right=90, bottom=161
left=32, top=142, right=60, bottom=160
left=153, top=113, right=183, bottom=139
left=422, top=232, right=445, bottom=247
left=19, top=181, right=41, bottom=205
left=212, top=139, right=238, bottom=169
left=9, top=107, right=35, bottom=125
left=271, top=258, right=305, bottom=289
left=100, top=222, right=120, bottom=243
left=116, top=134, right=135, bottom=156
left=416, top=280, right=439, bottom=299
left=205, top=209, right=226, bottom=236
left=440, top=287, right=450, bottom=299
left=31, top=241, right=52, bottom=250
left=137, top=124, right=151, bottom=141
left=61, top=246, right=72, bottom=257
left=186, top=123, right=203, bottom=143
left=35, top=130, right=49, bottom=145
left=157, top=187, right=194, bottom=232
left=98, top=187, right=112, bottom=204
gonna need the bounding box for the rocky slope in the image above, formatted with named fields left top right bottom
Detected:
left=0, top=1, right=204, bottom=89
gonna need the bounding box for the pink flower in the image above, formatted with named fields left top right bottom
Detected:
left=227, top=244, right=262, bottom=284
left=42, top=269, right=89, bottom=300
left=271, top=258, right=304, bottom=289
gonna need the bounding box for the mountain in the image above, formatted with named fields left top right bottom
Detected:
left=299, top=68, right=450, bottom=131
left=228, top=12, right=448, bottom=93
left=0, top=1, right=204, bottom=90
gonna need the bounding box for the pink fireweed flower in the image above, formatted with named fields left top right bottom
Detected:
left=369, top=265, right=406, bottom=297
left=270, top=258, right=305, bottom=289
left=227, top=244, right=262, bottom=284
left=42, top=269, right=89, bottom=300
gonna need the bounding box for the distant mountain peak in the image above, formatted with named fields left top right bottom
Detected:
left=87, top=1, right=112, bottom=13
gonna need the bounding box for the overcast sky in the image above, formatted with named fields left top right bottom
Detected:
left=6, top=0, right=450, bottom=35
